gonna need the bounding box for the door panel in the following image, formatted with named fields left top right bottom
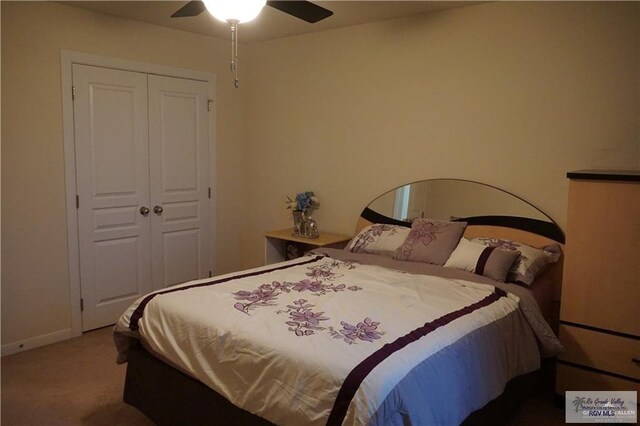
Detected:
left=93, top=206, right=138, bottom=231
left=94, top=237, right=142, bottom=302
left=73, top=64, right=152, bottom=331
left=162, top=229, right=201, bottom=286
left=159, top=95, right=199, bottom=192
left=90, top=87, right=139, bottom=197
left=148, top=75, right=210, bottom=289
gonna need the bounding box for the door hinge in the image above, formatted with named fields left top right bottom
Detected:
left=76, top=195, right=79, bottom=209
left=207, top=99, right=213, bottom=112
left=80, top=298, right=84, bottom=312
left=208, top=187, right=211, bottom=199
left=72, top=86, right=76, bottom=100
left=209, top=271, right=212, bottom=278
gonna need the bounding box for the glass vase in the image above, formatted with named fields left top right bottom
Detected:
left=292, top=210, right=307, bottom=236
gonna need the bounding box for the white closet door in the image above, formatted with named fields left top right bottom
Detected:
left=148, top=75, right=210, bottom=289
left=73, top=65, right=152, bottom=331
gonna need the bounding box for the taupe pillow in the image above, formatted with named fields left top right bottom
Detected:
left=444, top=238, right=521, bottom=282
left=471, top=237, right=562, bottom=285
left=394, top=218, right=467, bottom=265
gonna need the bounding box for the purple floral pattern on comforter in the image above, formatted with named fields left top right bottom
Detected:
left=284, top=299, right=329, bottom=336
left=233, top=261, right=381, bottom=343
left=233, top=279, right=361, bottom=314
left=329, top=318, right=383, bottom=344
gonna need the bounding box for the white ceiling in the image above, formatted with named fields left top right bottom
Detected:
left=59, top=1, right=483, bottom=43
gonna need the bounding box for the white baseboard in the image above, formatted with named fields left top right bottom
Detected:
left=1, top=328, right=73, bottom=357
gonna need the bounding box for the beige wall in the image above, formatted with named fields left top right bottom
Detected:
left=2, top=1, right=639, bottom=349
left=1, top=2, right=247, bottom=346
left=241, top=1, right=639, bottom=268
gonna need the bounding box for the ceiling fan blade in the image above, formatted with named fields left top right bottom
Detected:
left=171, top=1, right=206, bottom=18
left=266, top=1, right=333, bottom=23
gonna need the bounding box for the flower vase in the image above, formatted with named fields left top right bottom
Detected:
left=292, top=210, right=306, bottom=236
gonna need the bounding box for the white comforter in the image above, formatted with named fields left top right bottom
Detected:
left=115, top=253, right=548, bottom=425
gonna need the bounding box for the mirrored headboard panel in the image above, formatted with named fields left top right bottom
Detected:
left=361, top=179, right=565, bottom=243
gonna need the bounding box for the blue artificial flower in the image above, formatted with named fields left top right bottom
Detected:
left=286, top=191, right=319, bottom=211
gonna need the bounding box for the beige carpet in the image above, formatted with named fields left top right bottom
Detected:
left=1, top=327, right=152, bottom=426
left=1, top=327, right=566, bottom=425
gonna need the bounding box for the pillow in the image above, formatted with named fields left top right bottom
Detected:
left=471, top=237, right=562, bottom=285
left=444, top=238, right=521, bottom=282
left=394, top=218, right=467, bottom=265
left=346, top=224, right=410, bottom=257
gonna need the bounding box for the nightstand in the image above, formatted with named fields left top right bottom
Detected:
left=264, top=228, right=351, bottom=264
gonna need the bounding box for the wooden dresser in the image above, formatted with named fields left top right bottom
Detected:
left=556, top=170, right=640, bottom=393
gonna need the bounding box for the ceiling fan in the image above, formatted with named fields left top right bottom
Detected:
left=171, top=1, right=334, bottom=88
left=171, top=1, right=334, bottom=24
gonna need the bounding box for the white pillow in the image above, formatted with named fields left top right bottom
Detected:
left=444, top=238, right=521, bottom=282
left=347, top=224, right=410, bottom=257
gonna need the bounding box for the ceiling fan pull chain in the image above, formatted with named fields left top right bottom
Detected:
left=229, top=20, right=240, bottom=88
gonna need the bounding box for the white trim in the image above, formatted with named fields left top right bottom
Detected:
left=61, top=52, right=82, bottom=338
left=2, top=329, right=73, bottom=357
left=60, top=50, right=215, bottom=82
left=208, top=79, right=218, bottom=279
left=60, top=50, right=217, bottom=337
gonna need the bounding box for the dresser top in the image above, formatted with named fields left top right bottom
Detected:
left=567, top=169, right=640, bottom=182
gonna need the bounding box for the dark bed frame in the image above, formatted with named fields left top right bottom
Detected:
left=124, top=342, right=543, bottom=426
left=124, top=343, right=272, bottom=425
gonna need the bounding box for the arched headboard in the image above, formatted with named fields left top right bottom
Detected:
left=355, top=179, right=564, bottom=244
left=354, top=179, right=565, bottom=318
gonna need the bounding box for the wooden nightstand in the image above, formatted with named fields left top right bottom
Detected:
left=264, top=228, right=351, bottom=264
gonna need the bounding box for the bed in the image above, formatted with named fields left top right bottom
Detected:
left=114, top=179, right=565, bottom=425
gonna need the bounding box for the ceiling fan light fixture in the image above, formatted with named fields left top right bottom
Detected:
left=202, top=0, right=267, bottom=24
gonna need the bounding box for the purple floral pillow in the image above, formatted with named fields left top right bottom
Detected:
left=471, top=237, right=562, bottom=285
left=346, top=224, right=410, bottom=257
left=394, top=218, right=467, bottom=265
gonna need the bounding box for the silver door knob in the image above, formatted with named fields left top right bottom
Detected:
left=139, top=206, right=150, bottom=216
left=153, top=205, right=163, bottom=215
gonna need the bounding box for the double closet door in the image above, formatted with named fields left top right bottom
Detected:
left=73, top=64, right=210, bottom=331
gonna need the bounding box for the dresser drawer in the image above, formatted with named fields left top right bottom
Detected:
left=559, top=324, right=640, bottom=380
left=556, top=364, right=640, bottom=393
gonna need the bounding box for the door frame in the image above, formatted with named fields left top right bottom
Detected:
left=61, top=50, right=217, bottom=337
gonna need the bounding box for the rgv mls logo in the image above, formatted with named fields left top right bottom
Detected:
left=566, top=391, right=637, bottom=423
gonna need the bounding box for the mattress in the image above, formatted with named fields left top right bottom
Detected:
left=114, top=250, right=561, bottom=425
